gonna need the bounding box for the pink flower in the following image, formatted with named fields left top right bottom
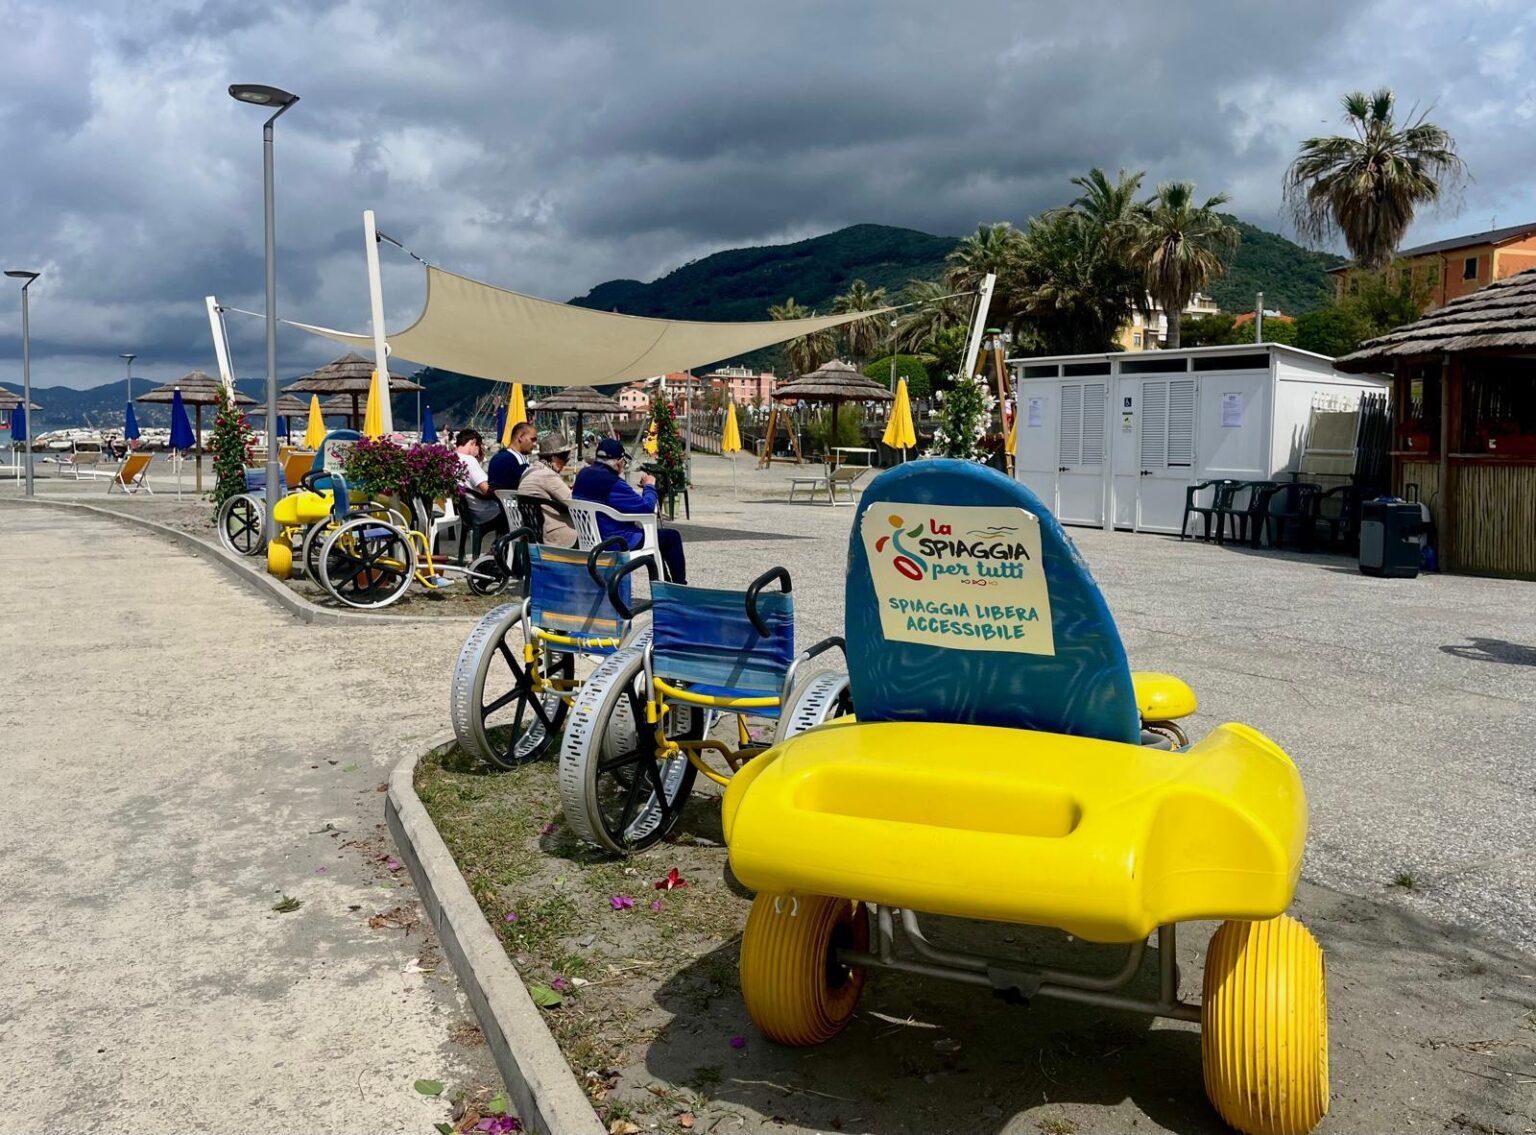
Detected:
left=541, top=822, right=556, bottom=836
left=504, top=912, right=518, bottom=923
left=729, top=1035, right=746, bottom=1050
left=610, top=895, right=636, bottom=911
left=551, top=975, right=569, bottom=992
left=653, top=868, right=687, bottom=891
left=386, top=858, right=402, bottom=872
left=650, top=899, right=663, bottom=912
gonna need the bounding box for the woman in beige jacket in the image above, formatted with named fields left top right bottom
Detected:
left=518, top=432, right=578, bottom=547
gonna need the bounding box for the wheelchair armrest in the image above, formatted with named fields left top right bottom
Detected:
left=745, top=567, right=792, bottom=636
left=798, top=635, right=846, bottom=664
left=603, top=548, right=658, bottom=620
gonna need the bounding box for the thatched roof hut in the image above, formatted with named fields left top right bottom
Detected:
left=135, top=370, right=255, bottom=406
left=284, top=352, right=422, bottom=395
left=1338, top=268, right=1536, bottom=577
left=772, top=359, right=894, bottom=404
left=0, top=389, right=41, bottom=411
left=532, top=388, right=622, bottom=459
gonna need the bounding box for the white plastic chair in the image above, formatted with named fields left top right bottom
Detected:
left=566, top=497, right=666, bottom=579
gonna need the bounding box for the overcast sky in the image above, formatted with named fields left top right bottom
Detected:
left=3, top=0, right=1534, bottom=389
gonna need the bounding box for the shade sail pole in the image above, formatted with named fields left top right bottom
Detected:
left=363, top=210, right=394, bottom=434
left=206, top=296, right=238, bottom=397
left=959, top=272, right=996, bottom=384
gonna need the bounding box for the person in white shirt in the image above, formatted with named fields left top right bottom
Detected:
left=454, top=428, right=507, bottom=540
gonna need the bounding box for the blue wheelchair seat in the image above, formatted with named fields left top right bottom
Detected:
left=650, top=581, right=796, bottom=705
left=845, top=459, right=1140, bottom=745
left=529, top=544, right=633, bottom=652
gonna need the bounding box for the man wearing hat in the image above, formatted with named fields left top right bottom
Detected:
left=518, top=431, right=578, bottom=548
left=572, top=437, right=687, bottom=582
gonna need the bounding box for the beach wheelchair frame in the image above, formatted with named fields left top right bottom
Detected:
left=451, top=538, right=654, bottom=769
left=721, top=460, right=1328, bottom=1135
left=558, top=554, right=851, bottom=854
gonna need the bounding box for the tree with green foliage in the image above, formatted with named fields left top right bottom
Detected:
left=648, top=396, right=688, bottom=513
left=1295, top=306, right=1375, bottom=357
left=862, top=355, right=931, bottom=399
left=1293, top=266, right=1430, bottom=356
left=920, top=326, right=969, bottom=389
left=894, top=279, right=968, bottom=354
left=1013, top=208, right=1141, bottom=354
left=831, top=279, right=888, bottom=365
left=210, top=386, right=254, bottom=516
left=1180, top=311, right=1299, bottom=347
left=768, top=297, right=836, bottom=376
left=1285, top=89, right=1466, bottom=271
left=1128, top=182, right=1239, bottom=349
left=944, top=222, right=1030, bottom=332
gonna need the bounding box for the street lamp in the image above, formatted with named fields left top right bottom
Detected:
left=6, top=269, right=40, bottom=497
left=229, top=82, right=299, bottom=536
left=120, top=352, right=136, bottom=403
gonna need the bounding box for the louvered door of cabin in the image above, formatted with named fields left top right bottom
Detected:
left=1055, top=381, right=1107, bottom=526
left=1133, top=377, right=1197, bottom=532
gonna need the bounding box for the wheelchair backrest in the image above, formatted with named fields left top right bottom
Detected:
left=313, top=430, right=361, bottom=475
left=528, top=544, right=631, bottom=643
left=845, top=459, right=1140, bottom=744
left=649, top=581, right=795, bottom=697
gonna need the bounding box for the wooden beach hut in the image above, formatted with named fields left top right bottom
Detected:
left=1337, top=267, right=1536, bottom=577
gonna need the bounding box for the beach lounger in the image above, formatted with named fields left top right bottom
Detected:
left=107, top=452, right=154, bottom=495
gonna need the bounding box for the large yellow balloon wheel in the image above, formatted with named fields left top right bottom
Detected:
left=1202, top=914, right=1329, bottom=1135
left=739, top=893, right=868, bottom=1046
left=266, top=537, right=294, bottom=580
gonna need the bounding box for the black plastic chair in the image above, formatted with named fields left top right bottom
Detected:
left=1214, top=481, right=1273, bottom=545
left=1314, top=485, right=1359, bottom=550
left=1252, top=483, right=1323, bottom=551
left=454, top=489, right=504, bottom=565
left=1181, top=479, right=1235, bottom=541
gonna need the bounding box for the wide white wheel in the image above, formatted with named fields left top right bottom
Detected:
left=559, top=649, right=701, bottom=853
left=317, top=516, right=416, bottom=609
left=216, top=493, right=266, bottom=556
left=773, top=670, right=853, bottom=744
left=451, top=602, right=572, bottom=768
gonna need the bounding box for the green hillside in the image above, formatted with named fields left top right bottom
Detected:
left=1209, top=217, right=1344, bottom=315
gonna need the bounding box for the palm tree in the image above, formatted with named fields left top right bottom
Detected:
left=1071, top=167, right=1145, bottom=249
left=943, top=222, right=1030, bottom=331
left=894, top=279, right=968, bottom=353
left=830, top=279, right=888, bottom=364
left=1014, top=209, right=1143, bottom=354
left=1127, top=182, right=1239, bottom=349
left=768, top=297, right=836, bottom=376
left=1284, top=89, right=1466, bottom=272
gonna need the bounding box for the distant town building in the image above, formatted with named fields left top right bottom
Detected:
left=1327, top=221, right=1536, bottom=310
left=1116, top=292, right=1221, bottom=351
left=616, top=382, right=650, bottom=416
left=703, top=366, right=777, bottom=406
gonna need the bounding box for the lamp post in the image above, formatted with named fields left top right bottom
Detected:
left=5, top=269, right=40, bottom=497
left=120, top=352, right=136, bottom=403
left=229, top=82, right=299, bottom=536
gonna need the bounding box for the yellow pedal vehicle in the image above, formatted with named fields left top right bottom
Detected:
left=722, top=459, right=1328, bottom=1135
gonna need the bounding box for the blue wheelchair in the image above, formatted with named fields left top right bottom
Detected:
left=558, top=555, right=850, bottom=853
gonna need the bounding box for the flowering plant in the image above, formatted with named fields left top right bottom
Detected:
left=340, top=436, right=464, bottom=507
left=927, top=371, right=995, bottom=462
left=210, top=387, right=256, bottom=515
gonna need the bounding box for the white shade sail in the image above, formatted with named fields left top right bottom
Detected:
left=291, top=264, right=893, bottom=388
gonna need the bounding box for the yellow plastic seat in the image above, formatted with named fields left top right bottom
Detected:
left=271, top=489, right=333, bottom=527
left=1132, top=671, right=1198, bottom=721
left=723, top=718, right=1306, bottom=944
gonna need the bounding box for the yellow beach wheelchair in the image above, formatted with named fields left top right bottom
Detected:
left=722, top=459, right=1328, bottom=1135
left=451, top=538, right=654, bottom=769
left=558, top=558, right=850, bottom=854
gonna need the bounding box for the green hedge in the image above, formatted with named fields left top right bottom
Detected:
left=863, top=355, right=930, bottom=399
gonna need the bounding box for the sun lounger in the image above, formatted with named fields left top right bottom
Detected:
left=107, top=452, right=154, bottom=495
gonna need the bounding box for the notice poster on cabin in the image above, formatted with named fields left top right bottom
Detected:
left=861, top=504, right=1055, bottom=655
left=1026, top=397, right=1045, bottom=428
left=1221, top=391, right=1244, bottom=428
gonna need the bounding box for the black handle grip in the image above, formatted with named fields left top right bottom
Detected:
left=587, top=535, right=630, bottom=587
left=300, top=469, right=326, bottom=491
left=494, top=526, right=535, bottom=578
left=799, top=635, right=846, bottom=663
left=744, top=567, right=792, bottom=636
left=605, top=553, right=658, bottom=620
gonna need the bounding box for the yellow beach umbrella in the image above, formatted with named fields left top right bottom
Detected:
left=643, top=416, right=659, bottom=456
left=501, top=382, right=528, bottom=446
left=721, top=401, right=742, bottom=455
left=1005, top=405, right=1020, bottom=456
left=303, top=394, right=326, bottom=449
left=362, top=369, right=385, bottom=439
left=882, top=377, right=917, bottom=459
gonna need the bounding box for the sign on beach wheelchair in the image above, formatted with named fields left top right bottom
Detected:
left=451, top=538, right=653, bottom=769
left=557, top=556, right=851, bottom=854
left=721, top=460, right=1328, bottom=1135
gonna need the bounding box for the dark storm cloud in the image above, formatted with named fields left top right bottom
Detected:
left=2, top=0, right=1533, bottom=388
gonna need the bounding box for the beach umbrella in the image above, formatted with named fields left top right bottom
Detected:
left=9, top=402, right=25, bottom=443
left=500, top=382, right=528, bottom=446
left=421, top=404, right=438, bottom=444
left=285, top=352, right=421, bottom=429
left=303, top=395, right=326, bottom=448
left=124, top=401, right=141, bottom=445
left=169, top=389, right=196, bottom=499
left=137, top=370, right=254, bottom=493
left=643, top=418, right=658, bottom=456
left=721, top=399, right=742, bottom=495
left=494, top=404, right=506, bottom=446
left=1005, top=405, right=1020, bottom=458
left=770, top=360, right=893, bottom=467
left=362, top=368, right=385, bottom=439
left=533, top=386, right=622, bottom=462
left=882, top=377, right=916, bottom=461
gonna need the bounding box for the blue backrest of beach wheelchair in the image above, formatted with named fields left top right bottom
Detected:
left=313, top=430, right=361, bottom=474
left=845, top=459, right=1140, bottom=744
left=529, top=544, right=630, bottom=642
left=650, top=581, right=795, bottom=697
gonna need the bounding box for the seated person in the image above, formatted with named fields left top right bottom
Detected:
left=487, top=420, right=536, bottom=490
left=453, top=428, right=510, bottom=541
left=572, top=437, right=686, bottom=583
left=517, top=431, right=578, bottom=548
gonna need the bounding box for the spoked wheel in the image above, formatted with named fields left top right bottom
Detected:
left=774, top=670, right=853, bottom=743
left=559, top=649, right=702, bottom=853
left=217, top=493, right=266, bottom=556
left=1202, top=914, right=1329, bottom=1135
left=318, top=516, right=416, bottom=610
left=451, top=603, right=573, bottom=768
left=300, top=520, right=335, bottom=580
left=467, top=551, right=514, bottom=596
left=739, top=893, right=869, bottom=1046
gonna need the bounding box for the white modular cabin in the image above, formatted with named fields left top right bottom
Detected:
left=1008, top=344, right=1390, bottom=534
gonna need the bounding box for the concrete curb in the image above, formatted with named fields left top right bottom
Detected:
left=387, top=743, right=604, bottom=1135
left=0, top=497, right=448, bottom=627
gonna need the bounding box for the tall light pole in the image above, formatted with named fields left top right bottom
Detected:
left=6, top=269, right=40, bottom=497
left=120, top=352, right=136, bottom=403
left=229, top=82, right=299, bottom=535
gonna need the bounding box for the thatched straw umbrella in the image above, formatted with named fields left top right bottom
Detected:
left=284, top=352, right=422, bottom=429
left=136, top=370, right=256, bottom=491
left=0, top=389, right=41, bottom=411
left=531, top=387, right=622, bottom=460
left=764, top=359, right=893, bottom=467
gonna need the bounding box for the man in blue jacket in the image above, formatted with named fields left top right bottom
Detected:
left=572, top=437, right=687, bottom=582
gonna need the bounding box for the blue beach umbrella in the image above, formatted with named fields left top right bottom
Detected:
left=124, top=401, right=141, bottom=443
left=169, top=389, right=196, bottom=449
left=494, top=404, right=506, bottom=445
left=9, top=403, right=24, bottom=442
left=421, top=404, right=438, bottom=444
